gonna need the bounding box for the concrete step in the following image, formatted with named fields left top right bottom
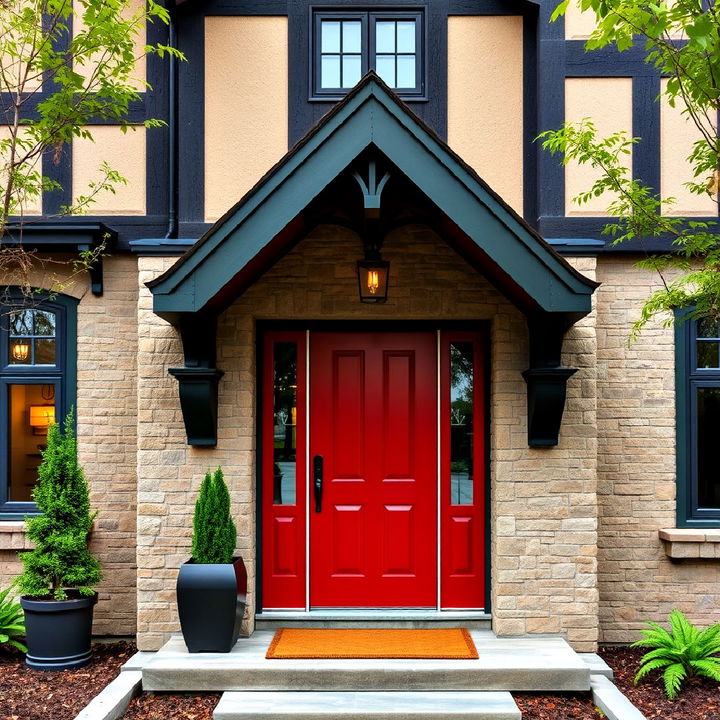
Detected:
left=142, top=631, right=590, bottom=693
left=213, top=691, right=521, bottom=720
left=255, top=611, right=492, bottom=631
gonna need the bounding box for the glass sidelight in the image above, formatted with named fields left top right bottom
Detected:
left=272, top=342, right=297, bottom=506
left=449, top=342, right=474, bottom=505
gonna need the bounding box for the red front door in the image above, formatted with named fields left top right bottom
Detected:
left=309, top=332, right=438, bottom=607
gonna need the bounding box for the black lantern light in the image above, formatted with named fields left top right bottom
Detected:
left=357, top=258, right=390, bottom=303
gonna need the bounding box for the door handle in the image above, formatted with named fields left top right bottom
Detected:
left=313, top=455, right=323, bottom=512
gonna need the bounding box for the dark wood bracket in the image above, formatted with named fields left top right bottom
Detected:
left=523, top=314, right=578, bottom=447
left=169, top=311, right=224, bottom=446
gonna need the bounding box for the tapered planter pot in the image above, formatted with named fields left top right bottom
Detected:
left=21, top=593, right=98, bottom=670
left=176, top=557, right=247, bottom=652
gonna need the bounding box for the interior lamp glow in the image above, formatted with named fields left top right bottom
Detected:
left=11, top=341, right=30, bottom=362
left=29, top=405, right=55, bottom=429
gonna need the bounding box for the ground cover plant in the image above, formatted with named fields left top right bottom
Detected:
left=0, top=586, right=26, bottom=652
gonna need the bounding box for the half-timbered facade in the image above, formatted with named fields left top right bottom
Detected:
left=1, top=0, right=718, bottom=653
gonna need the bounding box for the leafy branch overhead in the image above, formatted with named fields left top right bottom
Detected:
left=542, top=0, right=719, bottom=338
left=0, top=0, right=184, bottom=291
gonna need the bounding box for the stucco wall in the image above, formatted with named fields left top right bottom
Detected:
left=0, top=256, right=139, bottom=636
left=595, top=256, right=720, bottom=642
left=135, top=225, right=600, bottom=652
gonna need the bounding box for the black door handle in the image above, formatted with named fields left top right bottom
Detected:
left=313, top=455, right=323, bottom=512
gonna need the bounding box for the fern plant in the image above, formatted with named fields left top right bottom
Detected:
left=191, top=468, right=237, bottom=564
left=0, top=585, right=27, bottom=652
left=632, top=609, right=720, bottom=699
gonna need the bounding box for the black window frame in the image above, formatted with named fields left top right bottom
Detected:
left=676, top=312, right=720, bottom=527
left=0, top=291, right=77, bottom=517
left=310, top=8, right=426, bottom=101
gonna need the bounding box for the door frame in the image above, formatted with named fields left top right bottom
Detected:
left=256, top=320, right=492, bottom=614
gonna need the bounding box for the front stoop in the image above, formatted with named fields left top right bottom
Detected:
left=141, top=631, right=590, bottom=693
left=213, top=691, right=521, bottom=720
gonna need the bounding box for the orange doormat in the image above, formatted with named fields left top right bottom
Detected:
left=265, top=628, right=478, bottom=659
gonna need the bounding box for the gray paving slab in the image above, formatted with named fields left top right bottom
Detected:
left=121, top=651, right=155, bottom=672
left=255, top=611, right=492, bottom=630
left=73, top=670, right=142, bottom=720
left=142, top=631, right=590, bottom=693
left=591, top=675, right=647, bottom=720
left=213, top=691, right=521, bottom=720
left=579, top=652, right=613, bottom=679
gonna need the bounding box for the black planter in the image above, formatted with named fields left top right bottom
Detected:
left=176, top=556, right=247, bottom=653
left=21, top=593, right=97, bottom=671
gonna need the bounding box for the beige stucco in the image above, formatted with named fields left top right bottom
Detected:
left=660, top=79, right=718, bottom=217
left=564, top=3, right=598, bottom=39
left=73, top=0, right=147, bottom=91
left=447, top=16, right=524, bottom=214
left=204, top=17, right=289, bottom=223
left=72, top=126, right=146, bottom=216
left=564, top=77, right=633, bottom=216
left=0, top=126, right=43, bottom=216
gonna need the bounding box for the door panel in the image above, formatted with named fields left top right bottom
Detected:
left=310, top=332, right=437, bottom=608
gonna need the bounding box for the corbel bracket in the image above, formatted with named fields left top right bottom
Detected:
left=168, top=311, right=224, bottom=446
left=523, top=314, right=578, bottom=447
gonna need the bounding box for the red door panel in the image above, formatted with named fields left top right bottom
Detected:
left=310, top=332, right=437, bottom=608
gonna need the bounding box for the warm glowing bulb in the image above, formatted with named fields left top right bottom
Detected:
left=367, top=270, right=379, bottom=294
left=290, top=406, right=297, bottom=425
left=11, top=341, right=29, bottom=362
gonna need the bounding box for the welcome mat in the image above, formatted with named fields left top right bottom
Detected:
left=265, top=628, right=478, bottom=659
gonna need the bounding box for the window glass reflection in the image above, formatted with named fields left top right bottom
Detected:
left=273, top=342, right=297, bottom=505
left=697, top=387, right=720, bottom=509
left=450, top=342, right=473, bottom=505
left=8, top=308, right=57, bottom=366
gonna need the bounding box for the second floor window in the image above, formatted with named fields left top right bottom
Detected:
left=312, top=10, right=424, bottom=100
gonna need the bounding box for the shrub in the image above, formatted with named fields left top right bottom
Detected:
left=191, top=467, right=237, bottom=564
left=17, top=411, right=102, bottom=600
left=0, top=585, right=26, bottom=652
left=633, top=609, right=720, bottom=699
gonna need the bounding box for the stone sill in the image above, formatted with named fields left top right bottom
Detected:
left=0, top=521, right=33, bottom=551
left=659, top=528, right=720, bottom=559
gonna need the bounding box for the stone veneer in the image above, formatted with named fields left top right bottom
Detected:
left=135, top=226, right=600, bottom=652
left=0, top=256, right=139, bottom=636
left=595, top=257, right=720, bottom=642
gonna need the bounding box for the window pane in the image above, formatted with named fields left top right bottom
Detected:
left=697, top=318, right=720, bottom=338
left=273, top=342, right=297, bottom=505
left=697, top=387, right=720, bottom=508
left=697, top=341, right=720, bottom=369
left=375, top=55, right=395, bottom=87
left=9, top=338, right=31, bottom=365
left=321, top=55, right=341, bottom=88
left=8, top=384, right=56, bottom=502
left=342, top=21, right=361, bottom=53
left=34, top=338, right=56, bottom=365
left=10, top=310, right=32, bottom=336
left=396, top=21, right=416, bottom=53
left=376, top=21, right=395, bottom=53
left=342, top=55, right=361, bottom=88
left=321, top=21, right=340, bottom=53
left=450, top=342, right=474, bottom=506
left=396, top=55, right=416, bottom=88
left=33, top=310, right=55, bottom=336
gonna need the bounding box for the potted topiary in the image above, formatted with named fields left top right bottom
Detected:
left=17, top=411, right=102, bottom=670
left=176, top=467, right=247, bottom=653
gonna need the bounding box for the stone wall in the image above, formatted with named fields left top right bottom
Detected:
left=0, top=256, right=139, bottom=636
left=135, top=225, right=600, bottom=652
left=595, top=256, right=720, bottom=642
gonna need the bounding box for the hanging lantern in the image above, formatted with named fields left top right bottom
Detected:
left=357, top=259, right=390, bottom=303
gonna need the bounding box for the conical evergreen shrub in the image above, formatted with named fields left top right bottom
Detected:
left=17, top=411, right=102, bottom=600
left=191, top=467, right=237, bottom=564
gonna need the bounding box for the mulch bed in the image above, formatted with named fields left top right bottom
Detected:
left=599, top=645, right=720, bottom=720
left=0, top=641, right=136, bottom=720
left=122, top=692, right=220, bottom=720
left=512, top=691, right=601, bottom=719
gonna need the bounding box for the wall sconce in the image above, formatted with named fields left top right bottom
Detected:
left=357, top=259, right=390, bottom=303
left=29, top=405, right=55, bottom=434
left=11, top=341, right=30, bottom=362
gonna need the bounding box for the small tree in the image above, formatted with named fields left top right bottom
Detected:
left=191, top=468, right=237, bottom=565
left=17, top=411, right=101, bottom=600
